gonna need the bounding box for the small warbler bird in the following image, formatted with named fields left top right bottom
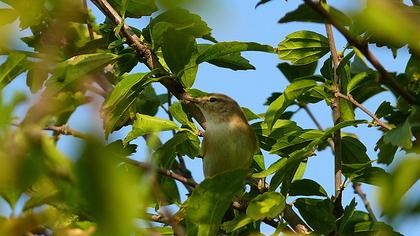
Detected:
left=188, top=93, right=258, bottom=177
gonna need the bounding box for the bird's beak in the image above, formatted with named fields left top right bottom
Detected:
left=184, top=96, right=204, bottom=104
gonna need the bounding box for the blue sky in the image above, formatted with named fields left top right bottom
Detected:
left=1, top=0, right=419, bottom=235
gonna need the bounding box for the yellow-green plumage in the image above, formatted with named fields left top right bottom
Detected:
left=190, top=93, right=258, bottom=177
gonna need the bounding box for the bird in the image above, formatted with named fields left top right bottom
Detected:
left=187, top=93, right=258, bottom=177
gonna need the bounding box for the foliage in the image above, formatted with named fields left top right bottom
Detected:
left=0, top=0, right=419, bottom=235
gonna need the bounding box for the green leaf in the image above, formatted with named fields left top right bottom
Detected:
left=107, top=0, right=157, bottom=18
left=162, top=29, right=196, bottom=74
left=338, top=198, right=357, bottom=235
left=196, top=42, right=274, bottom=64
left=168, top=101, right=197, bottom=131
left=221, top=214, right=254, bottom=233
left=246, top=192, right=285, bottom=220
left=149, top=8, right=212, bottom=49
left=242, top=107, right=262, bottom=121
left=289, top=179, right=327, bottom=197
left=0, top=52, right=29, bottom=89
left=185, top=169, right=248, bottom=236
left=383, top=119, right=413, bottom=149
left=157, top=175, right=180, bottom=205
left=337, top=50, right=355, bottom=75
left=277, top=62, right=317, bottom=82
left=377, top=141, right=398, bottom=165
left=347, top=72, right=385, bottom=104
left=0, top=8, right=18, bottom=25
left=46, top=53, right=119, bottom=93
left=354, top=221, right=402, bottom=235
left=269, top=130, right=323, bottom=155
left=379, top=157, right=420, bottom=218
left=176, top=131, right=200, bottom=158
left=375, top=101, right=393, bottom=119
left=277, top=31, right=329, bottom=65
left=124, top=114, right=179, bottom=144
left=342, top=136, right=371, bottom=165
left=102, top=71, right=160, bottom=138
left=265, top=80, right=317, bottom=130
left=279, top=3, right=351, bottom=26
left=294, top=198, right=336, bottom=234
left=252, top=158, right=287, bottom=178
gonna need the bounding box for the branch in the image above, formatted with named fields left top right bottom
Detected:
left=352, top=183, right=377, bottom=222
left=90, top=0, right=206, bottom=128
left=44, top=124, right=89, bottom=139
left=303, top=0, right=418, bottom=105
left=323, top=4, right=344, bottom=220
left=120, top=157, right=197, bottom=188
left=82, top=0, right=95, bottom=40
left=335, top=92, right=392, bottom=130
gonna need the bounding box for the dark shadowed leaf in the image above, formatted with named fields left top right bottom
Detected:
left=338, top=198, right=357, bottom=235
left=279, top=3, right=351, bottom=26
left=196, top=42, right=274, bottom=64
left=277, top=62, right=317, bottom=82
left=277, top=31, right=329, bottom=65
left=294, top=198, right=335, bottom=234
left=342, top=136, right=371, bottom=165
left=108, top=0, right=157, bottom=18
left=289, top=179, right=327, bottom=197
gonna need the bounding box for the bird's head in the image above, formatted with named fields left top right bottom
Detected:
left=186, top=93, right=246, bottom=123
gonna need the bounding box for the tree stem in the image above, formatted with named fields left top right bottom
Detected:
left=323, top=3, right=344, bottom=225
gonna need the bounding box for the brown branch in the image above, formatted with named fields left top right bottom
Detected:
left=352, top=183, right=377, bottom=222
left=323, top=3, right=344, bottom=222
left=303, top=0, right=418, bottom=105
left=284, top=204, right=311, bottom=234
left=90, top=0, right=206, bottom=128
left=82, top=0, right=95, bottom=40
left=335, top=92, right=392, bottom=130
left=120, top=157, right=197, bottom=188
left=45, top=124, right=89, bottom=139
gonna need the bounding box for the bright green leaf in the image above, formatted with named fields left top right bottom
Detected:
left=108, top=0, right=157, bottom=18
left=246, top=192, right=285, bottom=220
left=124, top=114, right=179, bottom=144
left=0, top=52, right=29, bottom=89
left=102, top=71, right=160, bottom=138
left=277, top=31, right=329, bottom=65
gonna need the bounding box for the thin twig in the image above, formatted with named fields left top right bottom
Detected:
left=303, top=0, right=417, bottom=105
left=44, top=124, right=89, bottom=139
left=82, top=0, right=95, bottom=40
left=335, top=92, right=392, bottom=130
left=352, top=183, right=377, bottom=222
left=323, top=3, right=344, bottom=221
left=120, top=157, right=197, bottom=188
left=13, top=123, right=89, bottom=139
left=301, top=104, right=323, bottom=131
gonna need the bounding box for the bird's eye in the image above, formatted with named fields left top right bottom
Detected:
left=209, top=97, right=217, bottom=103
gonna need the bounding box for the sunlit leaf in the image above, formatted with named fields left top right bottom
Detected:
left=246, top=192, right=285, bottom=220
left=124, top=114, right=179, bottom=144
left=102, top=71, right=160, bottom=138
left=277, top=31, right=329, bottom=65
